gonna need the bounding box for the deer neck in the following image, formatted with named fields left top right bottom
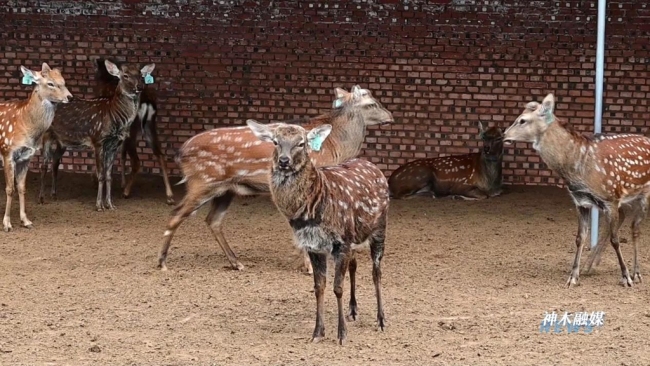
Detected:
left=25, top=89, right=56, bottom=136
left=324, top=108, right=367, bottom=161
left=270, top=161, right=321, bottom=220
left=109, top=87, right=140, bottom=127
left=536, top=122, right=587, bottom=182
left=480, top=151, right=503, bottom=186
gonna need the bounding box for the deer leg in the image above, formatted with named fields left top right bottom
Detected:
left=15, top=159, right=32, bottom=229
left=50, top=145, right=65, bottom=201
left=451, top=186, right=489, bottom=201
left=346, top=253, right=358, bottom=322
left=607, top=207, right=633, bottom=287
left=332, top=247, right=351, bottom=345
left=301, top=249, right=313, bottom=275
left=120, top=140, right=128, bottom=190
left=567, top=206, right=590, bottom=288
left=102, top=147, right=118, bottom=210
left=94, top=148, right=105, bottom=211
left=2, top=155, right=15, bottom=232
left=370, top=221, right=387, bottom=331
left=38, top=142, right=51, bottom=205
left=584, top=208, right=625, bottom=273
left=142, top=122, right=174, bottom=205
left=631, top=208, right=645, bottom=283
left=308, top=251, right=327, bottom=343
left=205, top=192, right=244, bottom=270
left=158, top=188, right=212, bottom=270
left=121, top=137, right=139, bottom=200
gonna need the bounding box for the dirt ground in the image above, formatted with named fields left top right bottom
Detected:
left=1, top=171, right=650, bottom=366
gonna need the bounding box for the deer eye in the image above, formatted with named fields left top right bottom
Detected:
left=272, top=140, right=278, bottom=146
left=123, top=74, right=130, bottom=79
left=520, top=119, right=527, bottom=125
left=47, top=82, right=55, bottom=88
left=297, top=142, right=305, bottom=148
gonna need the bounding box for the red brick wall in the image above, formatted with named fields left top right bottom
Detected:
left=0, top=0, right=648, bottom=186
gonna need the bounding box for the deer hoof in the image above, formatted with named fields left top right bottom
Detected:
left=122, top=192, right=130, bottom=199
left=620, top=276, right=634, bottom=287
left=166, top=196, right=175, bottom=205
left=3, top=225, right=12, bottom=232
left=633, top=272, right=643, bottom=283
left=21, top=222, right=33, bottom=229
left=309, top=336, right=324, bottom=344
left=230, top=262, right=245, bottom=271
left=565, top=276, right=578, bottom=288
left=338, top=337, right=346, bottom=346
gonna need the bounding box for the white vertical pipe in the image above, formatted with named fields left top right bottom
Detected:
left=591, top=0, right=607, bottom=248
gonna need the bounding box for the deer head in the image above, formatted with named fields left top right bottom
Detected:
left=21, top=63, right=72, bottom=104
left=478, top=121, right=504, bottom=161
left=104, top=60, right=155, bottom=98
left=503, top=93, right=556, bottom=146
left=332, top=85, right=393, bottom=126
left=246, top=120, right=332, bottom=173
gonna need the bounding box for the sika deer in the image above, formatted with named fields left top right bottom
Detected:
left=247, top=120, right=389, bottom=345
left=503, top=93, right=650, bottom=288
left=388, top=121, right=504, bottom=200
left=158, top=85, right=393, bottom=273
left=0, top=63, right=72, bottom=231
left=38, top=60, right=155, bottom=211
left=93, top=58, right=174, bottom=205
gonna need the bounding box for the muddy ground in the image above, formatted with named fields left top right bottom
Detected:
left=0, top=171, right=649, bottom=366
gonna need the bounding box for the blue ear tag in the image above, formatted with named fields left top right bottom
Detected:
left=309, top=135, right=324, bottom=151
left=22, top=74, right=34, bottom=85
left=144, top=73, right=154, bottom=84
left=333, top=99, right=342, bottom=108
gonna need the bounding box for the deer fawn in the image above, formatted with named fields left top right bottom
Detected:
left=93, top=58, right=174, bottom=205
left=247, top=120, right=389, bottom=345
left=157, top=86, right=393, bottom=273
left=388, top=121, right=504, bottom=200
left=0, top=63, right=72, bottom=232
left=504, top=93, right=650, bottom=288
left=38, top=60, right=155, bottom=211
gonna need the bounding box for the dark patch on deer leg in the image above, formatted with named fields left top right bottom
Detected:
left=631, top=209, right=644, bottom=283
left=370, top=220, right=387, bottom=331
left=205, top=192, right=244, bottom=270
left=158, top=154, right=174, bottom=205
left=308, top=251, right=327, bottom=343
left=121, top=137, right=139, bottom=199
left=158, top=190, right=212, bottom=270
left=567, top=206, right=590, bottom=288
left=584, top=209, right=624, bottom=273
left=607, top=208, right=633, bottom=287
left=120, top=140, right=128, bottom=189
left=50, top=145, right=65, bottom=201
left=346, top=254, right=358, bottom=322
left=15, top=159, right=32, bottom=229
left=103, top=148, right=118, bottom=210
left=2, top=155, right=15, bottom=232
left=38, top=145, right=50, bottom=205
left=142, top=116, right=174, bottom=205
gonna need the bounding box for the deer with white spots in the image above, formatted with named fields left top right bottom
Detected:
left=0, top=63, right=72, bottom=232
left=38, top=60, right=155, bottom=211
left=388, top=121, right=504, bottom=200
left=157, top=86, right=393, bottom=273
left=93, top=58, right=174, bottom=205
left=247, top=120, right=389, bottom=345
left=504, top=93, right=650, bottom=288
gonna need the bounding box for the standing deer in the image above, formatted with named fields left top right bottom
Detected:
left=157, top=86, right=394, bottom=273
left=503, top=93, right=650, bottom=288
left=93, top=57, right=174, bottom=205
left=0, top=63, right=72, bottom=232
left=388, top=121, right=504, bottom=200
left=38, top=60, right=155, bottom=211
left=247, top=120, right=389, bottom=345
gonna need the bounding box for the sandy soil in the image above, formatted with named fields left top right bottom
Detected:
left=0, top=171, right=649, bottom=366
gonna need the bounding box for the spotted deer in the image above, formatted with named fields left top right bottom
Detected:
left=388, top=121, right=504, bottom=200
left=0, top=63, right=72, bottom=231
left=157, top=85, right=393, bottom=273
left=247, top=120, right=388, bottom=345
left=93, top=57, right=174, bottom=205
left=503, top=93, right=650, bottom=288
left=38, top=60, right=155, bottom=211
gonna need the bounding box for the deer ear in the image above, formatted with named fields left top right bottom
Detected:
left=104, top=60, right=121, bottom=77
left=334, top=87, right=347, bottom=99
left=307, top=124, right=332, bottom=151
left=20, top=66, right=40, bottom=84
left=477, top=120, right=486, bottom=137
left=246, top=119, right=274, bottom=142
left=539, top=93, right=555, bottom=124
left=141, top=63, right=155, bottom=75
left=41, top=62, right=52, bottom=75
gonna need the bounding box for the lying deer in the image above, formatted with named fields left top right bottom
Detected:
left=38, top=60, right=155, bottom=211
left=247, top=120, right=389, bottom=345
left=93, top=58, right=174, bottom=205
left=388, top=121, right=504, bottom=200
left=504, top=93, right=650, bottom=288
left=0, top=63, right=72, bottom=231
left=158, top=86, right=393, bottom=273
